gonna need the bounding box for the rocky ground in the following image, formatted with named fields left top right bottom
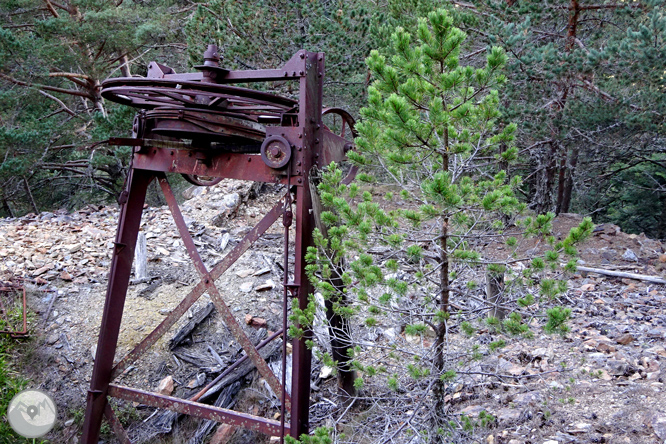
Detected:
left=1, top=182, right=665, bottom=443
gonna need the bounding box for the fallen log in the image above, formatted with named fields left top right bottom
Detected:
left=576, top=265, right=666, bottom=285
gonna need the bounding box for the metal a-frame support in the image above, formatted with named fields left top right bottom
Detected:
left=80, top=50, right=341, bottom=443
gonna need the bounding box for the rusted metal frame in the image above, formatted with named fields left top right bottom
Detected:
left=133, top=148, right=283, bottom=184
left=81, top=168, right=155, bottom=444
left=0, top=284, right=28, bottom=337
left=150, top=52, right=308, bottom=85
left=108, top=384, right=289, bottom=436
left=112, top=200, right=284, bottom=379
left=288, top=51, right=325, bottom=439
left=157, top=173, right=291, bottom=410
left=104, top=403, right=132, bottom=444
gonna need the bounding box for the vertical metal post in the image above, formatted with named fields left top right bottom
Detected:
left=81, top=168, right=154, bottom=444
left=289, top=51, right=325, bottom=439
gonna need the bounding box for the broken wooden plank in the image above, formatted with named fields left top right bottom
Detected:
left=170, top=302, right=215, bottom=349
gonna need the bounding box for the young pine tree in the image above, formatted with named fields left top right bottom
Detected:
left=305, top=8, right=594, bottom=442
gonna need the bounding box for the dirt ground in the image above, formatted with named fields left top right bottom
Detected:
left=1, top=182, right=665, bottom=443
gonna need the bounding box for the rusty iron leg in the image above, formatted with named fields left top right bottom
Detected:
left=81, top=168, right=154, bottom=444
left=290, top=181, right=315, bottom=439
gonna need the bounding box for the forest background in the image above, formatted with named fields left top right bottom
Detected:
left=0, top=0, right=665, bottom=240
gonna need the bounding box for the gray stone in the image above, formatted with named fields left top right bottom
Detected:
left=46, top=334, right=59, bottom=345
left=239, top=282, right=254, bottom=292
left=622, top=248, right=638, bottom=262
left=496, top=408, right=521, bottom=422
left=652, top=413, right=666, bottom=440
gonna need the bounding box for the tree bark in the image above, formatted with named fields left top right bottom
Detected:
left=560, top=146, right=579, bottom=213
left=1, top=195, right=13, bottom=217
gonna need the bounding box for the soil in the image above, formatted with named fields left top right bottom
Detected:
left=1, top=182, right=665, bottom=444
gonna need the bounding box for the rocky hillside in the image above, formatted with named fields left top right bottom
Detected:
left=1, top=182, right=665, bottom=444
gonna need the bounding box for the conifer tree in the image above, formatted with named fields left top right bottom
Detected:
left=354, top=8, right=519, bottom=434
left=304, top=9, right=594, bottom=441
left=0, top=0, right=186, bottom=214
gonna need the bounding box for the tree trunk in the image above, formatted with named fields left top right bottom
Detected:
left=309, top=172, right=356, bottom=400
left=22, top=176, right=38, bottom=214
left=485, top=269, right=506, bottom=320
left=432, top=216, right=449, bottom=435
left=556, top=150, right=566, bottom=214
left=1, top=195, right=13, bottom=217
left=560, top=146, right=579, bottom=214
left=432, top=151, right=450, bottom=442
left=531, top=144, right=556, bottom=214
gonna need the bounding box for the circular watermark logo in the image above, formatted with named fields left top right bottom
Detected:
left=7, top=389, right=57, bottom=438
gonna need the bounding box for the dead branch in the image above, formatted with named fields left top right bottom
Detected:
left=575, top=265, right=666, bottom=284
left=38, top=90, right=79, bottom=117
left=0, top=74, right=93, bottom=99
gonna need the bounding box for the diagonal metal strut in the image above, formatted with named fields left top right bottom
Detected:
left=157, top=173, right=291, bottom=409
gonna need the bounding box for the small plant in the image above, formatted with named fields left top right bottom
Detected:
left=544, top=306, right=572, bottom=335
left=489, top=339, right=506, bottom=352
left=503, top=312, right=529, bottom=335
left=286, top=427, right=334, bottom=444
left=460, top=321, right=476, bottom=336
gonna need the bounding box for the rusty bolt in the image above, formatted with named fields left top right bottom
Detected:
left=268, top=146, right=282, bottom=158
left=300, top=53, right=305, bottom=59
left=299, top=70, right=304, bottom=75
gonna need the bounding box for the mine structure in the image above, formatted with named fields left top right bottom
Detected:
left=81, top=45, right=356, bottom=443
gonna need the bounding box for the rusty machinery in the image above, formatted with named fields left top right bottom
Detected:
left=80, top=45, right=357, bottom=443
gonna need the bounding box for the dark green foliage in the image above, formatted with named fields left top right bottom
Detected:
left=544, top=306, right=572, bottom=335
left=0, top=0, right=187, bottom=215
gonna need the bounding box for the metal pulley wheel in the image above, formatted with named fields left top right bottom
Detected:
left=260, top=135, right=292, bottom=169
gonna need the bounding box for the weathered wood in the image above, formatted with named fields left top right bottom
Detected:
left=576, top=265, right=666, bottom=284
left=187, top=382, right=241, bottom=444
left=170, top=302, right=215, bottom=349
left=137, top=337, right=280, bottom=443
left=133, top=232, right=148, bottom=280
left=485, top=270, right=506, bottom=321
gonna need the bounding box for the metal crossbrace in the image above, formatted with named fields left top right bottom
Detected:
left=99, top=180, right=294, bottom=440
left=111, top=199, right=284, bottom=378
left=157, top=173, right=290, bottom=408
